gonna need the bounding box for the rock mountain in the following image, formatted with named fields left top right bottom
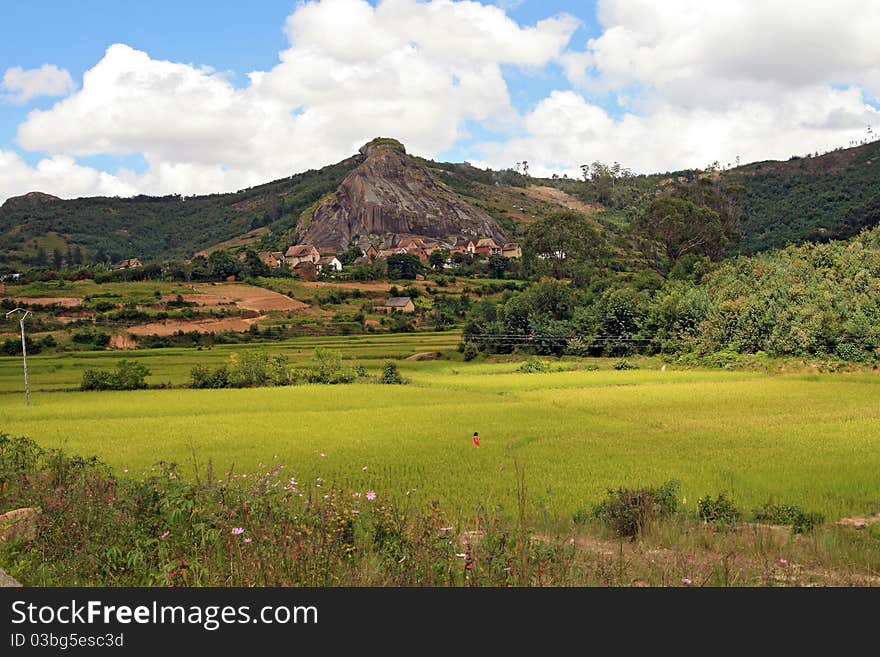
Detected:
left=300, top=138, right=509, bottom=252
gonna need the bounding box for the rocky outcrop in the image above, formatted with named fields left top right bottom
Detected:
left=300, top=138, right=508, bottom=252
left=0, top=191, right=61, bottom=211
left=0, top=506, right=41, bottom=543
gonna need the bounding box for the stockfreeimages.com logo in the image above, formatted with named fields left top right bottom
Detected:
left=11, top=600, right=317, bottom=632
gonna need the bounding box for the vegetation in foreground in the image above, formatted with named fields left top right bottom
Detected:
left=1, top=434, right=877, bottom=587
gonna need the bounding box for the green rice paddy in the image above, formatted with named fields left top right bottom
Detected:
left=1, top=335, right=879, bottom=521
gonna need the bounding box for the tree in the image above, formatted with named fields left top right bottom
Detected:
left=52, top=248, right=64, bottom=270
left=239, top=250, right=269, bottom=278
left=338, top=243, right=364, bottom=267
left=522, top=210, right=607, bottom=282
left=487, top=254, right=511, bottom=279
left=207, top=250, right=240, bottom=280
left=386, top=253, right=422, bottom=280
left=632, top=197, right=727, bottom=271
left=429, top=249, right=448, bottom=270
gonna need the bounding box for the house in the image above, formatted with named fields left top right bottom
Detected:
left=501, top=242, right=522, bottom=259
left=397, top=237, right=427, bottom=251
left=285, top=244, right=320, bottom=267
left=380, top=296, right=415, bottom=313
left=365, top=244, right=380, bottom=260
left=292, top=261, right=318, bottom=281
left=450, top=238, right=476, bottom=255
left=475, top=238, right=501, bottom=256
left=317, top=255, right=343, bottom=273
left=111, top=258, right=143, bottom=271
left=193, top=251, right=208, bottom=259
left=258, top=251, right=285, bottom=268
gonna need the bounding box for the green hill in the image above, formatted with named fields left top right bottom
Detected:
left=0, top=155, right=360, bottom=267
left=2, top=137, right=879, bottom=268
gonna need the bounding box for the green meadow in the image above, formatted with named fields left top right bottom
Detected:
left=2, top=335, right=879, bottom=522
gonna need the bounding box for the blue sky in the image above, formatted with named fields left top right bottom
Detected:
left=0, top=0, right=878, bottom=202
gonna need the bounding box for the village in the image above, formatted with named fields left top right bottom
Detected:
left=253, top=236, right=522, bottom=279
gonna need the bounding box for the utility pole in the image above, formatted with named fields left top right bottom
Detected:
left=6, top=308, right=31, bottom=406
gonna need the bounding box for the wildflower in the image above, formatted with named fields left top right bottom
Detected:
left=439, top=527, right=453, bottom=532
left=242, top=502, right=248, bottom=509
left=398, top=556, right=407, bottom=563
left=362, top=466, right=368, bottom=471
left=455, top=553, right=467, bottom=558
left=778, top=558, right=788, bottom=566
left=232, top=527, right=244, bottom=535
left=681, top=578, right=693, bottom=585
left=160, top=531, right=170, bottom=539
left=366, top=490, right=377, bottom=501
left=320, top=453, right=326, bottom=457
left=244, top=538, right=253, bottom=544
left=123, top=468, right=129, bottom=474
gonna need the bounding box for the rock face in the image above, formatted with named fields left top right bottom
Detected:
left=300, top=138, right=508, bottom=252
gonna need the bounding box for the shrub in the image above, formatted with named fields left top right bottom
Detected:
left=190, top=364, right=231, bottom=389
left=298, top=348, right=356, bottom=384
left=591, top=479, right=680, bottom=538
left=613, top=358, right=638, bottom=370
left=81, top=359, right=150, bottom=391
left=462, top=341, right=479, bottom=361
left=653, top=479, right=681, bottom=517
left=697, top=493, right=740, bottom=527
left=752, top=501, right=825, bottom=534
left=565, top=336, right=591, bottom=357
left=380, top=361, right=407, bottom=384
left=518, top=357, right=551, bottom=373
left=72, top=330, right=111, bottom=349
left=593, top=487, right=656, bottom=539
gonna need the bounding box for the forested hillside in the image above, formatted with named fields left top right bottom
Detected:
left=0, top=155, right=360, bottom=267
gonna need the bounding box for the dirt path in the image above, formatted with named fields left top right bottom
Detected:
left=525, top=185, right=604, bottom=216
left=165, top=283, right=307, bottom=312
left=123, top=314, right=265, bottom=338
left=10, top=297, right=83, bottom=307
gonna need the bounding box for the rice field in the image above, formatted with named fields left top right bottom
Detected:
left=1, top=336, right=879, bottom=522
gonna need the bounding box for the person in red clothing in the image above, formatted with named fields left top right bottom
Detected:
left=472, top=431, right=480, bottom=447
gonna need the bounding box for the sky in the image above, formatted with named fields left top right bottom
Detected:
left=0, top=0, right=879, bottom=204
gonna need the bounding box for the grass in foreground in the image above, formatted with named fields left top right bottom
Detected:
left=1, top=434, right=877, bottom=587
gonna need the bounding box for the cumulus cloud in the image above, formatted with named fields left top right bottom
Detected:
left=3, top=0, right=880, bottom=203
left=6, top=0, right=577, bottom=203
left=0, top=150, right=136, bottom=202
left=480, top=0, right=880, bottom=174
left=1, top=64, right=76, bottom=103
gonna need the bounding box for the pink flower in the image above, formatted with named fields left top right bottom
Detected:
left=681, top=578, right=693, bottom=585
left=244, top=538, right=253, bottom=544
left=365, top=490, right=377, bottom=501
left=778, top=558, right=788, bottom=566
left=231, top=527, right=244, bottom=535
left=160, top=531, right=170, bottom=539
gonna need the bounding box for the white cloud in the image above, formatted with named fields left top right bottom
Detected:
left=0, top=150, right=136, bottom=202
left=2, top=64, right=76, bottom=103
left=481, top=87, right=880, bottom=177
left=5, top=0, right=577, bottom=203
left=4, top=0, right=880, bottom=204
left=481, top=0, right=880, bottom=174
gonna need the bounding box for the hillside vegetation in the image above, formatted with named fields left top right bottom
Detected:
left=0, top=156, right=360, bottom=267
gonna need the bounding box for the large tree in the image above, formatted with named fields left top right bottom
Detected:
left=522, top=210, right=607, bottom=283
left=632, top=197, right=727, bottom=271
